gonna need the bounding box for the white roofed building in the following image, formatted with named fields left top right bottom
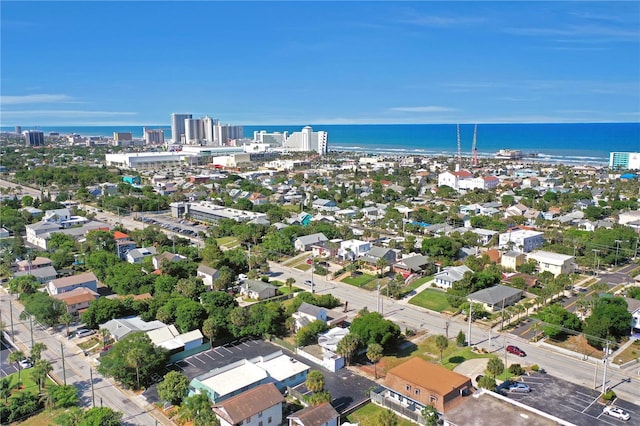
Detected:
left=526, top=251, right=575, bottom=276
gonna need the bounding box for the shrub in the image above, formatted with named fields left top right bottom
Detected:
left=508, top=364, right=525, bottom=376
left=456, top=330, right=466, bottom=347
left=477, top=375, right=496, bottom=391
left=530, top=364, right=540, bottom=372
left=603, top=389, right=616, bottom=401
left=261, top=275, right=270, bottom=283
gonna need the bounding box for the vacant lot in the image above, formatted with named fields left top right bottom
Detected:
left=409, top=288, right=453, bottom=312
left=342, top=273, right=377, bottom=289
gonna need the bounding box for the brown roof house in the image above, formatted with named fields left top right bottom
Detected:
left=287, top=402, right=339, bottom=426
left=371, top=357, right=471, bottom=423
left=212, top=383, right=284, bottom=426
left=47, top=272, right=98, bottom=296
left=51, top=287, right=99, bottom=317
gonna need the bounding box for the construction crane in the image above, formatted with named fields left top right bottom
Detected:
left=472, top=124, right=478, bottom=166
left=456, top=124, right=462, bottom=171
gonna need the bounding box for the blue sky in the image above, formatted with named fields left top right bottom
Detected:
left=1, top=1, right=639, bottom=126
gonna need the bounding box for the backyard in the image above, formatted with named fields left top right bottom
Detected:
left=346, top=402, right=415, bottom=426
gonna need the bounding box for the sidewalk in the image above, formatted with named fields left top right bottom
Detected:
left=395, top=279, right=435, bottom=306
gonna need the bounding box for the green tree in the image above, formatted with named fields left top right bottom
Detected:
left=350, top=309, right=401, bottom=351
left=157, top=371, right=189, bottom=406
left=178, top=393, right=220, bottom=426
left=0, top=377, right=16, bottom=403
left=60, top=312, right=73, bottom=337
left=583, top=296, right=632, bottom=347
left=477, top=375, right=497, bottom=391
left=8, top=275, right=40, bottom=295
left=98, top=332, right=168, bottom=390
left=434, top=335, right=449, bottom=362
left=336, top=333, right=360, bottom=365
left=305, top=370, right=325, bottom=393
left=79, top=407, right=123, bottom=426
left=9, top=350, right=26, bottom=383
left=376, top=409, right=399, bottom=426
left=487, top=357, right=504, bottom=379
left=32, top=359, right=53, bottom=390
left=48, top=384, right=79, bottom=408
left=456, top=330, right=466, bottom=347
left=366, top=343, right=384, bottom=379
left=30, top=342, right=47, bottom=361
left=422, top=404, right=439, bottom=426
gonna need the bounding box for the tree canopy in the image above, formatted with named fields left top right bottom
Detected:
left=350, top=309, right=401, bottom=351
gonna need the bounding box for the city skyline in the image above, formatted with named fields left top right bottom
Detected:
left=1, top=1, right=639, bottom=126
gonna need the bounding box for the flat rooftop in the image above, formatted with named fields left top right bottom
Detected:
left=200, top=361, right=268, bottom=398
left=252, top=353, right=309, bottom=382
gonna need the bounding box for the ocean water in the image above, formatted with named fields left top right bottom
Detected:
left=3, top=123, right=639, bottom=165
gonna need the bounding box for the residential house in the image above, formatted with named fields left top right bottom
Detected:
left=501, top=251, right=526, bottom=272
left=17, top=257, right=53, bottom=271
left=310, top=240, right=340, bottom=258
left=152, top=251, right=188, bottom=270
left=116, top=239, right=137, bottom=260
left=504, top=203, right=528, bottom=218
left=312, top=199, right=337, bottom=211
left=100, top=316, right=168, bottom=342
left=292, top=302, right=328, bottom=331
left=147, top=325, right=204, bottom=354
left=502, top=273, right=539, bottom=289
left=47, top=272, right=98, bottom=296
left=126, top=247, right=157, bottom=264
left=248, top=192, right=268, bottom=206
left=294, top=233, right=329, bottom=252
left=14, top=266, right=58, bottom=284
left=51, top=287, right=99, bottom=317
left=25, top=221, right=62, bottom=249
left=240, top=280, right=278, bottom=300
left=287, top=212, right=313, bottom=227
left=437, top=170, right=473, bottom=190
left=467, top=285, right=523, bottom=312
left=361, top=246, right=398, bottom=271
left=393, top=255, right=431, bottom=278
left=628, top=298, right=640, bottom=335
left=212, top=383, right=284, bottom=426
left=0, top=227, right=10, bottom=238
left=526, top=251, right=575, bottom=276
left=197, top=265, right=220, bottom=289
left=498, top=229, right=544, bottom=253
left=619, top=210, right=640, bottom=226
left=287, top=402, right=340, bottom=426
left=433, top=265, right=472, bottom=289
left=371, top=357, right=471, bottom=420
left=337, top=239, right=371, bottom=261
left=469, top=228, right=498, bottom=245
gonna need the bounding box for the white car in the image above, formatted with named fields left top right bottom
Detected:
left=18, top=358, right=33, bottom=369
left=603, top=406, right=630, bottom=421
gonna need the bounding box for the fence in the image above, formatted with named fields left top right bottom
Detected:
left=370, top=388, right=426, bottom=425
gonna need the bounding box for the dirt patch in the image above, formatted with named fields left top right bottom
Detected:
left=548, top=334, right=604, bottom=359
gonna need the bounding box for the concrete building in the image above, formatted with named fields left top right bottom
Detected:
left=23, top=130, right=45, bottom=146
left=171, top=113, right=192, bottom=143
left=185, top=117, right=205, bottom=144
left=47, top=272, right=98, bottom=296
left=609, top=152, right=640, bottom=170
left=143, top=127, right=165, bottom=145
left=171, top=201, right=268, bottom=224
left=254, top=130, right=289, bottom=145
left=498, top=229, right=544, bottom=253
left=526, top=251, right=575, bottom=276
left=501, top=251, right=526, bottom=271
left=294, top=233, right=329, bottom=252
left=283, top=126, right=328, bottom=155
left=212, top=383, right=284, bottom=426
left=113, top=132, right=133, bottom=142
left=467, top=285, right=523, bottom=312
left=337, top=239, right=371, bottom=260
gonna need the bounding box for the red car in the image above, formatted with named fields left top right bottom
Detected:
left=507, top=345, right=526, bottom=357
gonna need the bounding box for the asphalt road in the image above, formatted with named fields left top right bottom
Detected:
left=0, top=291, right=169, bottom=425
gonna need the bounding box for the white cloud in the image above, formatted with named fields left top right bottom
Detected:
left=390, top=106, right=459, bottom=113
left=0, top=94, right=81, bottom=105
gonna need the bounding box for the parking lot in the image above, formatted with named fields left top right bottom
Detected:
left=506, top=372, right=638, bottom=425
left=0, top=337, right=19, bottom=378
left=144, top=338, right=374, bottom=413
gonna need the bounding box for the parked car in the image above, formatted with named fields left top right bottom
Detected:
left=76, top=328, right=95, bottom=338
left=506, top=345, right=526, bottom=357
left=603, top=406, right=630, bottom=421
left=238, top=274, right=248, bottom=281
left=18, top=358, right=33, bottom=369
left=508, top=382, right=530, bottom=393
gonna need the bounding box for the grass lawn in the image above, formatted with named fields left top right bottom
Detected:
left=281, top=204, right=302, bottom=213
left=15, top=407, right=67, bottom=425
left=5, top=369, right=57, bottom=399
left=294, top=263, right=312, bottom=272
left=282, top=253, right=311, bottom=267
left=613, top=340, right=640, bottom=365
left=400, top=275, right=433, bottom=297
left=408, top=288, right=453, bottom=312
left=346, top=402, right=416, bottom=426
left=216, top=236, right=240, bottom=248
left=342, top=273, right=377, bottom=288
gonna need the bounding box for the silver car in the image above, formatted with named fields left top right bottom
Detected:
left=508, top=383, right=530, bottom=393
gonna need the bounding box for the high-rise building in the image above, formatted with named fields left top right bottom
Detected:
left=610, top=152, right=640, bottom=170
left=143, top=128, right=165, bottom=145
left=14, top=126, right=22, bottom=134
left=214, top=123, right=243, bottom=146
left=113, top=132, right=133, bottom=142
left=202, top=116, right=219, bottom=144
left=254, top=130, right=288, bottom=145
left=171, top=113, right=192, bottom=143
left=185, top=118, right=206, bottom=144
left=23, top=130, right=45, bottom=146
left=283, top=126, right=328, bottom=155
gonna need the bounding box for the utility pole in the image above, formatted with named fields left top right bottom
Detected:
left=592, top=249, right=601, bottom=276
left=60, top=343, right=66, bottom=385
left=504, top=337, right=508, bottom=367
left=9, top=300, right=14, bottom=339
left=377, top=280, right=381, bottom=314
left=29, top=316, right=34, bottom=348
left=467, top=302, right=473, bottom=347
left=90, top=368, right=95, bottom=407
left=614, top=240, right=622, bottom=267
left=602, top=341, right=610, bottom=393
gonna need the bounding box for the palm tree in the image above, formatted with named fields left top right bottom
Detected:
left=376, top=258, right=387, bottom=276
left=202, top=317, right=217, bottom=350
left=487, top=357, right=504, bottom=379
left=60, top=312, right=73, bottom=337
left=434, top=335, right=449, bottom=362
left=126, top=347, right=146, bottom=390
left=30, top=342, right=47, bottom=362
left=335, top=333, right=359, bottom=366
left=366, top=343, right=384, bottom=379
left=0, top=377, right=16, bottom=403
left=33, top=359, right=53, bottom=390
left=9, top=350, right=25, bottom=383
left=99, top=328, right=110, bottom=349
left=285, top=277, right=295, bottom=292
left=305, top=370, right=325, bottom=393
